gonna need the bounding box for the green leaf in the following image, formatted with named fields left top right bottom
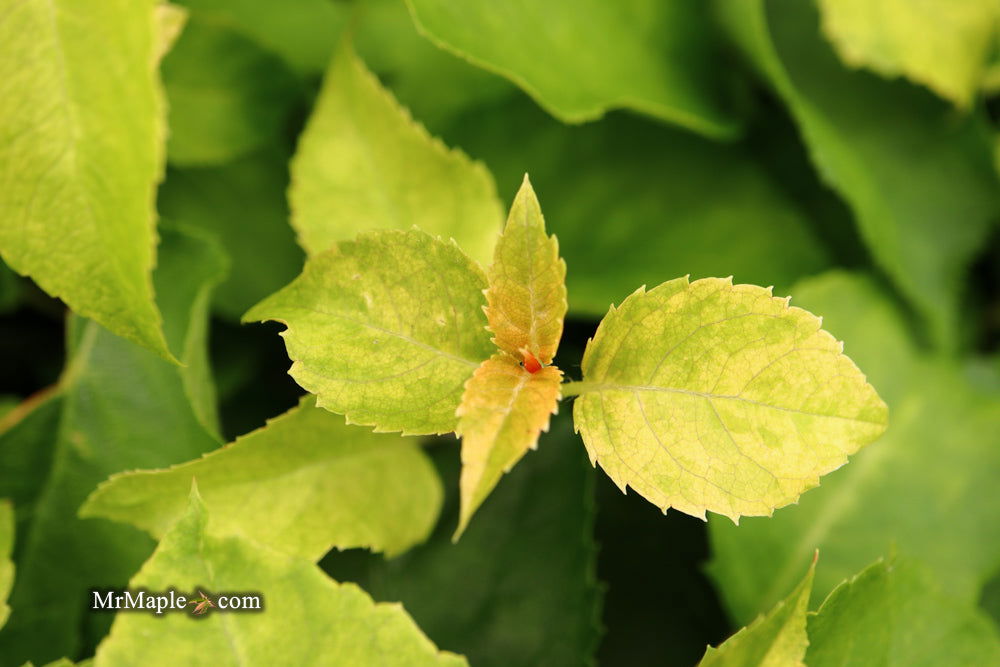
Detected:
left=484, top=176, right=567, bottom=365
left=806, top=558, right=1000, bottom=665
left=698, top=558, right=814, bottom=667
left=816, top=0, right=999, bottom=107
left=290, top=41, right=502, bottom=266
left=93, top=487, right=466, bottom=666
left=329, top=411, right=601, bottom=667
left=405, top=0, right=737, bottom=136
left=354, top=0, right=515, bottom=132
left=0, top=393, right=62, bottom=518
left=245, top=229, right=493, bottom=435
left=0, top=227, right=223, bottom=664
left=568, top=276, right=887, bottom=521
left=175, top=0, right=347, bottom=75
left=162, top=18, right=300, bottom=165
left=0, top=500, right=13, bottom=630
left=714, top=0, right=1000, bottom=348
left=158, top=145, right=304, bottom=320
left=0, top=0, right=174, bottom=360
left=82, top=395, right=443, bottom=560
left=440, top=100, right=831, bottom=317
left=455, top=354, right=561, bottom=537
left=709, top=272, right=1000, bottom=624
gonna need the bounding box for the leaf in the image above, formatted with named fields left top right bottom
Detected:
left=245, top=229, right=493, bottom=435
left=569, top=276, right=887, bottom=521
left=485, top=176, right=567, bottom=364
left=806, top=558, right=1000, bottom=665
left=454, top=176, right=566, bottom=535
left=93, top=487, right=466, bottom=666
left=0, top=0, right=174, bottom=360
left=82, top=395, right=443, bottom=560
left=158, top=145, right=304, bottom=320
left=175, top=0, right=347, bottom=75
left=0, top=393, right=61, bottom=519
left=327, top=411, right=601, bottom=667
left=0, top=227, right=224, bottom=664
left=405, top=0, right=738, bottom=136
left=439, top=98, right=831, bottom=318
left=715, top=0, right=1000, bottom=348
left=816, top=0, right=999, bottom=107
left=698, top=558, right=814, bottom=667
left=455, top=353, right=562, bottom=537
left=708, top=272, right=1000, bottom=624
left=289, top=41, right=502, bottom=266
left=354, top=0, right=515, bottom=132
left=0, top=500, right=13, bottom=630
left=162, top=18, right=301, bottom=165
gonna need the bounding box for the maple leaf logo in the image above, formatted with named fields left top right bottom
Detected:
left=188, top=590, right=216, bottom=616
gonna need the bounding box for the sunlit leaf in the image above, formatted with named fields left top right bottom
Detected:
left=817, top=0, right=998, bottom=107
left=290, top=41, right=502, bottom=265
left=93, top=487, right=466, bottom=666
left=456, top=354, right=561, bottom=537
left=0, top=0, right=174, bottom=359
left=245, top=229, right=493, bottom=435
left=709, top=272, right=1000, bottom=623
left=82, top=396, right=443, bottom=560
left=570, top=276, right=887, bottom=521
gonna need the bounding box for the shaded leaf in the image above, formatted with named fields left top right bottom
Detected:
left=817, top=0, right=999, bottom=107
left=715, top=0, right=1000, bottom=348
left=245, top=229, right=493, bottom=435
left=699, top=558, right=814, bottom=667
left=162, top=18, right=300, bottom=165
left=709, top=272, right=1000, bottom=623
left=158, top=145, right=304, bottom=320
left=0, top=227, right=223, bottom=664
left=0, top=0, right=173, bottom=359
left=570, top=276, right=887, bottom=521
left=406, top=0, right=738, bottom=136
left=82, top=396, right=443, bottom=560
left=93, top=488, right=466, bottom=666
left=354, top=0, right=515, bottom=131
left=329, top=411, right=601, bottom=667
left=456, top=353, right=561, bottom=537
left=290, top=41, right=502, bottom=265
left=807, top=558, right=1000, bottom=666
left=0, top=501, right=12, bottom=630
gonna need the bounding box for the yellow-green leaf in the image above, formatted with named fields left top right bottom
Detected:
left=81, top=396, right=442, bottom=560
left=244, top=229, right=493, bottom=435
left=699, top=558, right=814, bottom=667
left=93, top=487, right=466, bottom=666
left=0, top=0, right=174, bottom=360
left=289, top=40, right=502, bottom=265
left=455, top=353, right=562, bottom=537
left=569, top=277, right=887, bottom=522
left=485, top=175, right=567, bottom=366
left=817, top=0, right=999, bottom=108
left=0, top=500, right=13, bottom=630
